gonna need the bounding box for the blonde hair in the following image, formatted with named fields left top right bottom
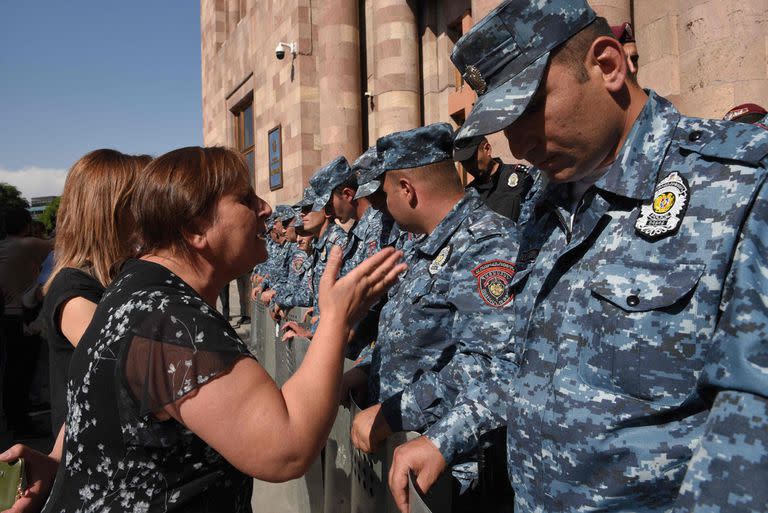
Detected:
left=46, top=149, right=151, bottom=291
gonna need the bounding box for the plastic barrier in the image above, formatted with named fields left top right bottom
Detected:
left=249, top=303, right=456, bottom=513
left=249, top=302, right=266, bottom=362
left=323, top=358, right=357, bottom=513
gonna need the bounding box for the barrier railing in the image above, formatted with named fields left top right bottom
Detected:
left=250, top=302, right=449, bottom=513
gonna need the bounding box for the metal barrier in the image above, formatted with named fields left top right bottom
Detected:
left=251, top=304, right=449, bottom=513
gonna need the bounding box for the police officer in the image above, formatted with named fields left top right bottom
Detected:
left=348, top=123, right=519, bottom=510
left=460, top=136, right=533, bottom=221
left=390, top=1, right=768, bottom=512
left=264, top=205, right=302, bottom=318
left=272, top=196, right=316, bottom=316
left=282, top=159, right=352, bottom=341
left=258, top=205, right=295, bottom=307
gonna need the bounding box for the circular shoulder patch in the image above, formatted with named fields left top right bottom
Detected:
left=471, top=260, right=516, bottom=308
left=291, top=255, right=305, bottom=273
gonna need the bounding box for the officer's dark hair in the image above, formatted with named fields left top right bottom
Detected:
left=550, top=16, right=616, bottom=84
left=333, top=175, right=359, bottom=195
left=3, top=206, right=32, bottom=236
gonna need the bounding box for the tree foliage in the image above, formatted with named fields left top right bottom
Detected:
left=0, top=182, right=29, bottom=211
left=39, top=196, right=61, bottom=233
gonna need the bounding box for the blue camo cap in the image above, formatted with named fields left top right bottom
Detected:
left=377, top=123, right=455, bottom=173
left=451, top=0, right=596, bottom=160
left=309, top=156, right=355, bottom=211
left=352, top=147, right=383, bottom=199
left=294, top=185, right=317, bottom=208
left=275, top=205, right=295, bottom=223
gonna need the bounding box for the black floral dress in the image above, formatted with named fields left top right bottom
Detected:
left=43, top=259, right=254, bottom=513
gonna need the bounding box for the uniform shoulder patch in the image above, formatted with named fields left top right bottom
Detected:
left=367, top=240, right=378, bottom=257
left=291, top=254, right=305, bottom=273
left=471, top=260, right=515, bottom=308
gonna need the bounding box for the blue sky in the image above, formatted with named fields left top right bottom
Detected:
left=0, top=1, right=202, bottom=200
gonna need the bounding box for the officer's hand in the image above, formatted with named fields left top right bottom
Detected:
left=281, top=321, right=311, bottom=342
left=388, top=436, right=446, bottom=513
left=270, top=305, right=284, bottom=322
left=340, top=366, right=369, bottom=406
left=351, top=403, right=392, bottom=454
left=260, top=289, right=275, bottom=305
left=302, top=307, right=314, bottom=324
left=251, top=285, right=261, bottom=300
left=0, top=444, right=59, bottom=513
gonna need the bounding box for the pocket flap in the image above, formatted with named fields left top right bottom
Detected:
left=590, top=261, right=705, bottom=312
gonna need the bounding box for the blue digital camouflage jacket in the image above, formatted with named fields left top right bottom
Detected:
left=369, top=191, right=519, bottom=439
left=427, top=91, right=768, bottom=512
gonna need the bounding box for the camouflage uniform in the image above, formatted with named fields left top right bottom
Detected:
left=432, top=1, right=768, bottom=511
left=306, top=157, right=354, bottom=327
left=370, top=190, right=518, bottom=436
left=361, top=125, right=519, bottom=495
left=274, top=244, right=313, bottom=309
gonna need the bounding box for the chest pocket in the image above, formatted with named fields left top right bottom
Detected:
left=579, top=261, right=706, bottom=406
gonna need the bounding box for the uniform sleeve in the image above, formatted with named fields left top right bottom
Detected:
left=275, top=252, right=313, bottom=308
left=672, top=175, right=768, bottom=512
left=379, top=235, right=516, bottom=438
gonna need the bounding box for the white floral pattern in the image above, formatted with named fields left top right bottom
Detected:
left=42, top=260, right=253, bottom=513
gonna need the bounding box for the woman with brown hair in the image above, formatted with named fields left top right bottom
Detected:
left=43, top=149, right=152, bottom=436
left=2, top=146, right=404, bottom=513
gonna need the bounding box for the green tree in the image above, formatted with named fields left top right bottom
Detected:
left=39, top=196, right=61, bottom=233
left=0, top=183, right=30, bottom=237
left=0, top=182, right=29, bottom=211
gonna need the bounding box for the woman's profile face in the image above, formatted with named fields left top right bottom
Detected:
left=204, top=188, right=271, bottom=278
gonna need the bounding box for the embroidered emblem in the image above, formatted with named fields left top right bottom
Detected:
left=507, top=172, right=519, bottom=188
left=463, top=65, right=487, bottom=95
left=428, top=245, right=452, bottom=276
left=367, top=240, right=378, bottom=257
left=291, top=256, right=305, bottom=273
left=472, top=260, right=516, bottom=308
left=635, top=172, right=690, bottom=240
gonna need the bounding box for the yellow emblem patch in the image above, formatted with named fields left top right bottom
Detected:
left=653, top=192, right=676, bottom=214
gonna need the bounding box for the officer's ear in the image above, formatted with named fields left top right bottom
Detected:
left=400, top=177, right=418, bottom=208
left=341, top=186, right=357, bottom=202
left=588, top=35, right=627, bottom=94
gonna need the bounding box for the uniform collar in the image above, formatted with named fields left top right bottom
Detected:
left=535, top=90, right=680, bottom=214
left=595, top=90, right=680, bottom=200
left=417, top=190, right=479, bottom=257
left=352, top=206, right=375, bottom=239
left=314, top=225, right=330, bottom=251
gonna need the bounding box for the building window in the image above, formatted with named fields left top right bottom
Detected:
left=233, top=100, right=255, bottom=184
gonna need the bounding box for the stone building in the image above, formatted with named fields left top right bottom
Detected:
left=201, top=0, right=768, bottom=205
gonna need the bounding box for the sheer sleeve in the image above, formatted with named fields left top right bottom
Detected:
left=122, top=303, right=254, bottom=417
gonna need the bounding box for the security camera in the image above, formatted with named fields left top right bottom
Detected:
left=275, top=42, right=296, bottom=60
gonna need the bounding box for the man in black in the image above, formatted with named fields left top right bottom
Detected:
left=460, top=136, right=533, bottom=221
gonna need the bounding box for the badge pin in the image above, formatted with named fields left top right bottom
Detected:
left=635, top=172, right=690, bottom=239
left=472, top=260, right=516, bottom=308
left=462, top=65, right=488, bottom=95
left=507, top=173, right=519, bottom=188
left=428, top=245, right=452, bottom=276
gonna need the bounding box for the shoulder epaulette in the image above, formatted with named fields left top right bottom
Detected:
left=677, top=118, right=768, bottom=166
left=467, top=209, right=510, bottom=242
